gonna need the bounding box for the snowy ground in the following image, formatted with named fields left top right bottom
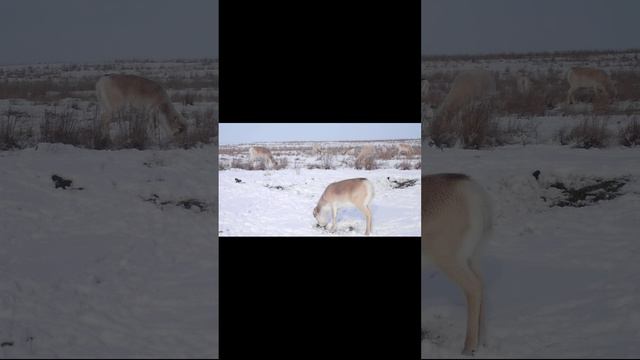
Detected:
left=219, top=140, right=421, bottom=236
left=421, top=144, right=640, bottom=357
left=0, top=144, right=218, bottom=357
left=219, top=168, right=420, bottom=236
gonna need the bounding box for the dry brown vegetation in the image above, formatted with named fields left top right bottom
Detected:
left=558, top=117, right=613, bottom=149
left=618, top=118, right=640, bottom=146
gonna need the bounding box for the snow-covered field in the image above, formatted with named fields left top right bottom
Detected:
left=421, top=145, right=640, bottom=357
left=219, top=140, right=421, bottom=236
left=0, top=143, right=218, bottom=357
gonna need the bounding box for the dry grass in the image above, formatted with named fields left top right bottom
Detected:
left=428, top=100, right=498, bottom=149
left=109, top=107, right=155, bottom=150
left=565, top=117, right=613, bottom=148
left=0, top=108, right=32, bottom=150
left=618, top=118, right=640, bottom=146
left=355, top=154, right=378, bottom=170
left=39, top=109, right=83, bottom=146
left=0, top=115, right=19, bottom=150
left=231, top=158, right=255, bottom=170
left=376, top=146, right=398, bottom=160
left=181, top=107, right=218, bottom=147
left=273, top=157, right=289, bottom=170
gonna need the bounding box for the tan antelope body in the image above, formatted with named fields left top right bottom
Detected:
left=96, top=74, right=187, bottom=138
left=567, top=67, right=616, bottom=104
left=249, top=146, right=277, bottom=169
left=422, top=174, right=492, bottom=355
left=313, top=178, right=374, bottom=235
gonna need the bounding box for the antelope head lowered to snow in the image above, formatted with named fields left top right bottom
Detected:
left=313, top=178, right=374, bottom=235
left=422, top=173, right=492, bottom=355
left=249, top=146, right=277, bottom=169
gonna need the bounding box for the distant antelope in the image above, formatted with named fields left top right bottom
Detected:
left=397, top=143, right=414, bottom=156
left=515, top=72, right=531, bottom=94
left=437, top=69, right=497, bottom=124
left=356, top=144, right=376, bottom=162
left=249, top=146, right=277, bottom=169
left=313, top=178, right=374, bottom=235
left=422, top=174, right=492, bottom=355
left=312, top=143, right=323, bottom=155
left=566, top=67, right=616, bottom=104
left=96, top=74, right=187, bottom=139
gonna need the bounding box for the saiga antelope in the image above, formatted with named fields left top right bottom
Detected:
left=96, top=74, right=187, bottom=139
left=422, top=174, right=492, bottom=355
left=313, top=178, right=374, bottom=235
left=566, top=67, right=616, bottom=104
left=397, top=143, right=414, bottom=156
left=249, top=146, right=277, bottom=169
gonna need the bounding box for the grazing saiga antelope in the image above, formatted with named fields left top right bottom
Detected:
left=313, top=178, right=374, bottom=235
left=312, top=143, right=323, bottom=155
left=422, top=174, right=492, bottom=355
left=96, top=74, right=187, bottom=138
left=566, top=67, right=616, bottom=104
left=249, top=146, right=277, bottom=169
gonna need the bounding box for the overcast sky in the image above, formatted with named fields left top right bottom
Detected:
left=220, top=123, right=421, bottom=145
left=422, top=0, right=640, bottom=55
left=0, top=0, right=218, bottom=65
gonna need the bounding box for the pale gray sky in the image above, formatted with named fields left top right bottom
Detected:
left=220, top=123, right=421, bottom=146
left=422, top=0, right=640, bottom=55
left=0, top=0, right=218, bottom=64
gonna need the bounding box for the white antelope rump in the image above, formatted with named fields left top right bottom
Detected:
left=249, top=146, right=277, bottom=169
left=566, top=67, right=616, bottom=104
left=96, top=74, right=187, bottom=139
left=422, top=174, right=492, bottom=355
left=396, top=143, right=414, bottom=156
left=313, top=178, right=374, bottom=235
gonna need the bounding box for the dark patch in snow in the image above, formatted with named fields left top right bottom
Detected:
left=541, top=176, right=630, bottom=207
left=142, top=194, right=209, bottom=212
left=265, top=184, right=285, bottom=190
left=176, top=199, right=208, bottom=212
left=387, top=177, right=418, bottom=189
left=235, top=178, right=243, bottom=183
left=1, top=341, right=13, bottom=347
left=51, top=174, right=83, bottom=190
left=421, top=329, right=443, bottom=345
